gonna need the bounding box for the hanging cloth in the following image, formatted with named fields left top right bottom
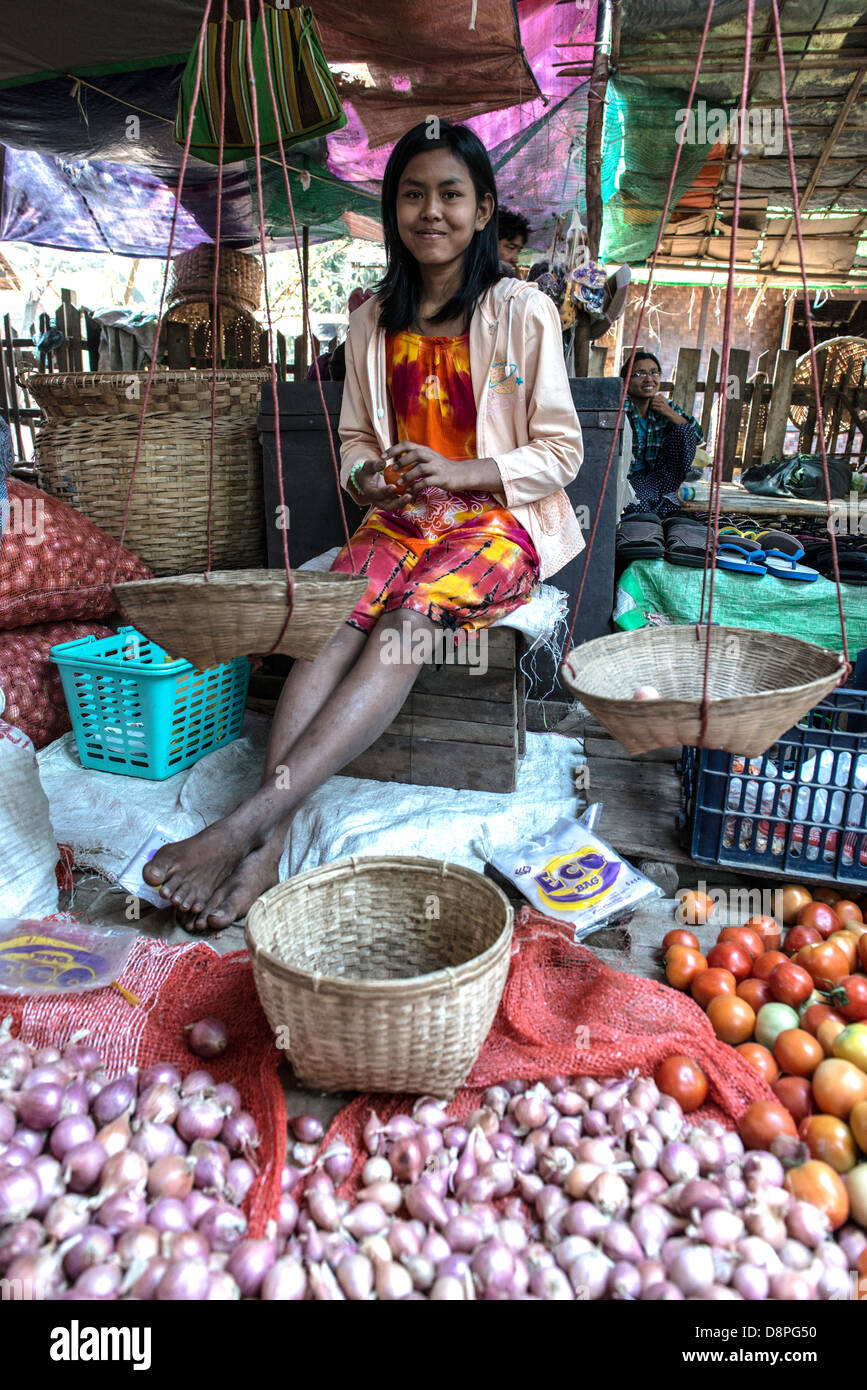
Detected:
left=174, top=4, right=347, bottom=165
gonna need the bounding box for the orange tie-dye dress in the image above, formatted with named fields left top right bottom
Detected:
left=331, top=328, right=539, bottom=633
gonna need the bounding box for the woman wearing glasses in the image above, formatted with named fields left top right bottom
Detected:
left=620, top=350, right=703, bottom=517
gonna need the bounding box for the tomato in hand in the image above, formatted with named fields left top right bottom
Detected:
left=662, top=929, right=700, bottom=952
left=796, top=902, right=841, bottom=939
left=829, top=975, right=867, bottom=1022
left=784, top=1160, right=849, bottom=1229
left=798, top=1114, right=857, bottom=1173
left=737, top=977, right=773, bottom=1013
left=738, top=1099, right=798, bottom=1150
left=772, top=1075, right=814, bottom=1124
left=773, top=1027, right=823, bottom=1078
left=664, top=945, right=707, bottom=991
left=768, top=961, right=813, bottom=1008
left=796, top=941, right=850, bottom=992
left=744, top=916, right=782, bottom=951
left=655, top=1055, right=709, bottom=1112
left=800, top=1002, right=846, bottom=1037
left=812, top=1058, right=867, bottom=1118
left=691, top=967, right=737, bottom=1009
left=752, top=950, right=790, bottom=981
left=736, top=1042, right=779, bottom=1083
left=783, top=924, right=823, bottom=953
left=706, top=994, right=756, bottom=1044
left=706, top=941, right=753, bottom=982
left=717, top=926, right=764, bottom=959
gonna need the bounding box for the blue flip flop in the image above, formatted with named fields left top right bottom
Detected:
left=716, top=542, right=767, bottom=576
left=762, top=549, right=819, bottom=582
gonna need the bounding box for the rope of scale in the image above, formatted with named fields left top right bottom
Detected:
left=560, top=0, right=851, bottom=750
left=109, top=0, right=358, bottom=663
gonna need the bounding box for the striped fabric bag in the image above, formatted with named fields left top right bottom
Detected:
left=174, top=4, right=346, bottom=165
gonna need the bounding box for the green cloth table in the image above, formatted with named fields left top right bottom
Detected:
left=614, top=560, right=867, bottom=655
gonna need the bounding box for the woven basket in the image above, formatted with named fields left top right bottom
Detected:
left=27, top=370, right=265, bottom=419
left=31, top=372, right=268, bottom=576
left=561, top=626, right=847, bottom=756
left=168, top=245, right=263, bottom=314
left=113, top=569, right=369, bottom=666
left=245, top=857, right=514, bottom=1096
left=789, top=336, right=867, bottom=434
left=164, top=301, right=263, bottom=364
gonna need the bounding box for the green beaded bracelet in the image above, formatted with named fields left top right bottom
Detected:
left=348, top=461, right=365, bottom=497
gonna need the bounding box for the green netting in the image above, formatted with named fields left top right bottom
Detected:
left=601, top=76, right=729, bottom=264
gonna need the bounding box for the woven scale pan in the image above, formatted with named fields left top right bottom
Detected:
left=562, top=626, right=848, bottom=757
left=26, top=369, right=267, bottom=419
left=245, top=857, right=514, bottom=1096
left=113, top=569, right=369, bottom=668
left=789, top=336, right=867, bottom=434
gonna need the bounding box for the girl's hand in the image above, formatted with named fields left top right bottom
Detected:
left=381, top=442, right=459, bottom=496
left=353, top=459, right=410, bottom=508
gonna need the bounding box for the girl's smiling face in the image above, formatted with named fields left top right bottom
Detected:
left=396, top=148, right=494, bottom=269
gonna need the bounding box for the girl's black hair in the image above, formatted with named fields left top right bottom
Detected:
left=620, top=349, right=662, bottom=379
left=375, top=121, right=502, bottom=333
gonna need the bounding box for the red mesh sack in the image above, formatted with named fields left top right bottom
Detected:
left=0, top=480, right=151, bottom=629
left=3, top=934, right=286, bottom=1236
left=318, top=907, right=775, bottom=1185
left=0, top=620, right=112, bottom=748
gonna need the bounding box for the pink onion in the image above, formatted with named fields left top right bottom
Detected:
left=0, top=1167, right=40, bottom=1221
left=197, top=1203, right=248, bottom=1252
left=732, top=1262, right=769, bottom=1300
left=221, top=1110, right=259, bottom=1157
left=148, top=1198, right=190, bottom=1234
left=185, top=1190, right=216, bottom=1227
left=180, top=1069, right=215, bottom=1097
left=130, top=1122, right=181, bottom=1163
left=176, top=1098, right=225, bottom=1143
left=261, top=1255, right=307, bottom=1300
left=62, top=1043, right=103, bottom=1074
left=63, top=1226, right=115, bottom=1281
left=132, top=1256, right=169, bottom=1300
left=91, top=1076, right=137, bottom=1127
left=0, top=1217, right=42, bottom=1273
left=29, top=1154, right=63, bottom=1214
left=156, top=1256, right=211, bottom=1300
left=17, top=1082, right=64, bottom=1130
left=98, top=1189, right=147, bottom=1234
left=226, top=1238, right=277, bottom=1296
left=207, top=1269, right=241, bottom=1300
left=138, top=1063, right=182, bottom=1091
left=187, top=1018, right=228, bottom=1060
left=147, top=1155, right=194, bottom=1201
left=44, top=1194, right=90, bottom=1242
left=63, top=1140, right=108, bottom=1193
left=136, top=1083, right=181, bottom=1126
left=49, top=1114, right=95, bottom=1160
left=116, top=1225, right=161, bottom=1264
left=568, top=1248, right=612, bottom=1299
left=608, top=1260, right=643, bottom=1299
left=99, top=1149, right=148, bottom=1196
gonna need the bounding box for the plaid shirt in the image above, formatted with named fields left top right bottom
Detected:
left=626, top=398, right=703, bottom=474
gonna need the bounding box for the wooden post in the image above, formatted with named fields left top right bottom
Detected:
left=695, top=286, right=711, bottom=350
left=302, top=223, right=311, bottom=367
left=671, top=347, right=701, bottom=416
left=701, top=347, right=719, bottom=443
left=761, top=348, right=798, bottom=463
left=781, top=292, right=796, bottom=350
left=721, top=347, right=750, bottom=479
left=575, top=0, right=614, bottom=377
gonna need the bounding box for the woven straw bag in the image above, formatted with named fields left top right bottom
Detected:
left=245, top=858, right=514, bottom=1096
left=562, top=625, right=847, bottom=756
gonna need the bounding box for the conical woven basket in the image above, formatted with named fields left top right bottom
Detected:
left=561, top=626, right=847, bottom=756
left=245, top=857, right=514, bottom=1096
left=113, top=569, right=368, bottom=667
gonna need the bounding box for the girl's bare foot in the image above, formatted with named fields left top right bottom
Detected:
left=182, top=838, right=284, bottom=933
left=142, top=813, right=258, bottom=914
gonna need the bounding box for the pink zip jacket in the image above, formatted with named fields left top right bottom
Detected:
left=338, top=277, right=585, bottom=581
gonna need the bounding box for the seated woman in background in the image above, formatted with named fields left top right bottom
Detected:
left=621, top=350, right=703, bottom=517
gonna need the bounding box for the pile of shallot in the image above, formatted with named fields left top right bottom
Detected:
left=1, top=1022, right=864, bottom=1299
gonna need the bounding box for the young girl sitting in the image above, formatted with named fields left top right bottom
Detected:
left=144, top=120, right=585, bottom=932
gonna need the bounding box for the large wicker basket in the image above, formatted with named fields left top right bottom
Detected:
left=562, top=626, right=847, bottom=756
left=30, top=372, right=268, bottom=576
left=245, top=857, right=514, bottom=1096
left=113, top=569, right=369, bottom=666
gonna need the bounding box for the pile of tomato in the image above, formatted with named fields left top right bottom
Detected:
left=661, top=883, right=867, bottom=1232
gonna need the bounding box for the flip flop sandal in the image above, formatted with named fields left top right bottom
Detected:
left=801, top=540, right=867, bottom=584
left=616, top=511, right=665, bottom=560
left=664, top=514, right=713, bottom=568
left=755, top=530, right=805, bottom=559
left=715, top=542, right=768, bottom=575
left=762, top=550, right=819, bottom=581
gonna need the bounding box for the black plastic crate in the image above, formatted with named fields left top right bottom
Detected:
left=681, top=687, right=867, bottom=887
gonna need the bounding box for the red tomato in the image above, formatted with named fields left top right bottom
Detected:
left=737, top=977, right=773, bottom=1013
left=800, top=1002, right=847, bottom=1037
left=768, top=961, right=814, bottom=1008
left=783, top=924, right=823, bottom=953
left=706, top=941, right=753, bottom=982
left=691, top=968, right=737, bottom=1009
left=773, top=1027, right=824, bottom=1077
left=717, top=926, right=764, bottom=960
left=833, top=899, right=863, bottom=925
left=812, top=887, right=840, bottom=905
left=662, top=929, right=700, bottom=952
left=781, top=886, right=813, bottom=924
left=706, top=994, right=756, bottom=1044
left=664, top=945, right=708, bottom=991
left=812, top=1058, right=867, bottom=1118
left=772, top=1075, right=814, bottom=1124
left=677, top=890, right=714, bottom=926
left=743, top=916, right=782, bottom=951
left=830, top=975, right=867, bottom=1022
left=817, top=1017, right=847, bottom=1056
left=752, top=950, right=790, bottom=981
left=784, top=1161, right=849, bottom=1229
left=736, top=1041, right=779, bottom=1083
left=798, top=1115, right=857, bottom=1173
left=796, top=942, right=851, bottom=992
left=826, top=931, right=860, bottom=971
left=655, top=1055, right=709, bottom=1112
left=738, top=1099, right=798, bottom=1150
left=796, top=902, right=842, bottom=939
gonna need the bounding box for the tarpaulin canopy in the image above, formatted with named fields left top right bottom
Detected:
left=0, top=0, right=597, bottom=255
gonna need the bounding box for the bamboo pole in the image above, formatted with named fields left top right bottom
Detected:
left=575, top=0, right=615, bottom=377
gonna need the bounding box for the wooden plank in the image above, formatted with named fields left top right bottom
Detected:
left=761, top=348, right=798, bottom=463
left=224, top=326, right=237, bottom=367
left=62, top=289, right=83, bottom=372
left=413, top=665, right=516, bottom=702
left=721, top=347, right=750, bottom=479
left=166, top=322, right=190, bottom=369
left=827, top=361, right=854, bottom=457
left=516, top=640, right=526, bottom=758
left=799, top=347, right=829, bottom=452
left=588, top=758, right=682, bottom=796
left=239, top=322, right=253, bottom=368
left=193, top=324, right=208, bottom=369
left=259, top=330, right=270, bottom=367
left=742, top=370, right=768, bottom=469
left=408, top=691, right=515, bottom=726
left=681, top=484, right=828, bottom=518
left=342, top=733, right=517, bottom=793
left=584, top=736, right=682, bottom=763
left=700, top=347, right=719, bottom=441
left=387, top=713, right=516, bottom=747
left=671, top=346, right=701, bottom=416
left=276, top=332, right=287, bottom=381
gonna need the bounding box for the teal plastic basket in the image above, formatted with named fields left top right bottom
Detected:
left=50, top=626, right=250, bottom=781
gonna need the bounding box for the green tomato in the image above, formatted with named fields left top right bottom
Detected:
left=755, top=1001, right=800, bottom=1051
